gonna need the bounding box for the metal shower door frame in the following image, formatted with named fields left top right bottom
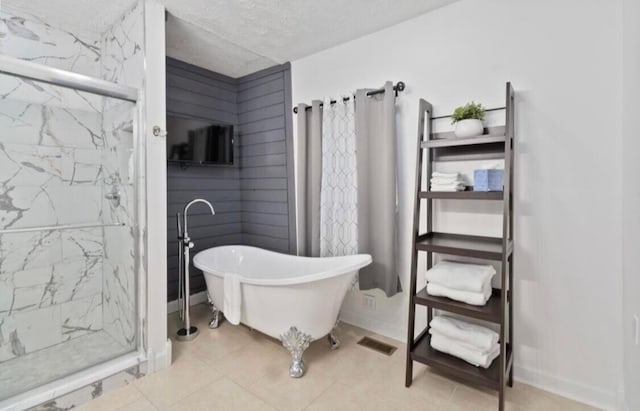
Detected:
left=0, top=54, right=138, bottom=102
left=0, top=53, right=146, bottom=358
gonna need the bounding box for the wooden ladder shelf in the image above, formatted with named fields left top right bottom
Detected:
left=404, top=83, right=515, bottom=411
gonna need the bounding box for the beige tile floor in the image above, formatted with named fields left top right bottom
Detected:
left=77, top=304, right=599, bottom=411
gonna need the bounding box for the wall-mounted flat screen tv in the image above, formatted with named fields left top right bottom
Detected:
left=166, top=115, right=234, bottom=165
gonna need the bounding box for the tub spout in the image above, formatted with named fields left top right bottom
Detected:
left=280, top=326, right=312, bottom=378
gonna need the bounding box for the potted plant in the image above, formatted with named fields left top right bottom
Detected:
left=451, top=101, right=485, bottom=138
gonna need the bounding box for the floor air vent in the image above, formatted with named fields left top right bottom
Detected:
left=357, top=336, right=397, bottom=356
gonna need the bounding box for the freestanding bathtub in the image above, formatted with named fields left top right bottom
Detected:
left=193, top=245, right=372, bottom=377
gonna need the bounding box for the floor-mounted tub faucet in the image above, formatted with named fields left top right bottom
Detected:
left=176, top=199, right=215, bottom=341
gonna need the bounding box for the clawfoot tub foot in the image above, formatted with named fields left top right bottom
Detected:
left=280, top=326, right=312, bottom=378
left=207, top=295, right=223, bottom=329
left=328, top=326, right=340, bottom=350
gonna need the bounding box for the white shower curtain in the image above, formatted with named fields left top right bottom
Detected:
left=319, top=97, right=358, bottom=257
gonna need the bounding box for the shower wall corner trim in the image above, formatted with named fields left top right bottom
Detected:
left=142, top=0, right=171, bottom=374
left=0, top=55, right=139, bottom=102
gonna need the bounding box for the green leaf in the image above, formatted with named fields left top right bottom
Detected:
left=450, top=101, right=485, bottom=124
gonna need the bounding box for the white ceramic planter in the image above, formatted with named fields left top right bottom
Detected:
left=454, top=119, right=484, bottom=138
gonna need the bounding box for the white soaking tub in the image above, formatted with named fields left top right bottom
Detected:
left=193, top=245, right=372, bottom=377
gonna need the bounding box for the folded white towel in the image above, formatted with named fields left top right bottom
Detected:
left=426, top=281, right=491, bottom=306
left=425, top=260, right=496, bottom=293
left=430, top=332, right=500, bottom=368
left=429, top=315, right=499, bottom=352
left=432, top=172, right=460, bottom=179
left=223, top=272, right=242, bottom=325
left=430, top=177, right=462, bottom=185
left=430, top=183, right=466, bottom=192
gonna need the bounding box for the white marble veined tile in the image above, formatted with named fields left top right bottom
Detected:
left=39, top=106, right=104, bottom=149
left=6, top=284, right=47, bottom=314
left=102, top=148, right=135, bottom=186
left=0, top=230, right=63, bottom=274
left=0, top=266, right=50, bottom=314
left=0, top=10, right=101, bottom=78
left=0, top=143, right=63, bottom=187
left=40, top=258, right=103, bottom=307
left=61, top=228, right=104, bottom=261
left=1, top=257, right=103, bottom=315
left=60, top=293, right=103, bottom=341
left=0, top=185, right=60, bottom=230
left=0, top=277, right=13, bottom=313
left=12, top=265, right=52, bottom=288
left=51, top=185, right=102, bottom=225
left=0, top=100, right=103, bottom=149
left=102, top=259, right=136, bottom=348
left=100, top=3, right=144, bottom=88
left=103, top=102, right=136, bottom=147
left=0, top=305, right=62, bottom=362
left=60, top=147, right=104, bottom=186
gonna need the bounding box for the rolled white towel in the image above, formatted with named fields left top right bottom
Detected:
left=425, top=260, right=496, bottom=293
left=426, top=281, right=491, bottom=306
left=429, top=315, right=499, bottom=352
left=430, top=332, right=500, bottom=368
left=223, top=272, right=242, bottom=325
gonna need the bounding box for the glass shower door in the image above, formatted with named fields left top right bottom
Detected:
left=0, top=69, right=139, bottom=400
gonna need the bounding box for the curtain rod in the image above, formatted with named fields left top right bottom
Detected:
left=293, top=81, right=405, bottom=114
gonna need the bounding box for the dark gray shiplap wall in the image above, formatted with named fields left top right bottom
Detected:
left=166, top=58, right=241, bottom=300
left=166, top=59, right=295, bottom=301
left=237, top=64, right=296, bottom=254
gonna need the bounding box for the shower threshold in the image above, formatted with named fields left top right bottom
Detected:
left=0, top=331, right=140, bottom=409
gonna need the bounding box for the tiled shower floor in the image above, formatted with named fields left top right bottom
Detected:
left=0, top=330, right=129, bottom=401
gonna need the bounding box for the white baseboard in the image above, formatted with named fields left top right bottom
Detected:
left=167, top=291, right=208, bottom=314
left=146, top=339, right=172, bottom=373
left=338, top=310, right=620, bottom=411
left=513, top=364, right=620, bottom=411
left=338, top=309, right=405, bottom=343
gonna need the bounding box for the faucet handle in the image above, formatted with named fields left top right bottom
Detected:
left=188, top=241, right=194, bottom=249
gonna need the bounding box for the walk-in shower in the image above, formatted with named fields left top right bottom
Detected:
left=0, top=56, right=143, bottom=404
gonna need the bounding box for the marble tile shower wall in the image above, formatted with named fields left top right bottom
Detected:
left=0, top=9, right=100, bottom=77
left=0, top=4, right=144, bottom=363
left=0, top=78, right=106, bottom=362
left=99, top=2, right=145, bottom=350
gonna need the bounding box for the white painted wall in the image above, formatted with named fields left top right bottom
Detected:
left=292, top=0, right=624, bottom=409
left=622, top=0, right=640, bottom=409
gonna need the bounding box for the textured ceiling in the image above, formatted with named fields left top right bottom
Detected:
left=2, top=0, right=459, bottom=77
